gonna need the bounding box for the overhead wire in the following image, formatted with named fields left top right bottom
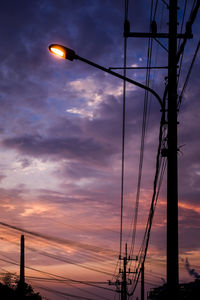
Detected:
left=128, top=111, right=166, bottom=297
left=153, top=0, right=159, bottom=20
left=111, top=0, right=130, bottom=283
left=128, top=0, right=155, bottom=261
left=111, top=1, right=167, bottom=296
left=178, top=0, right=188, bottom=50
left=176, top=0, right=200, bottom=63
left=161, top=0, right=200, bottom=125
left=0, top=221, right=116, bottom=257
left=0, top=256, right=114, bottom=300
left=147, top=1, right=165, bottom=131
left=0, top=269, right=116, bottom=300
left=161, top=0, right=169, bottom=9
left=128, top=1, right=200, bottom=296
left=111, top=0, right=170, bottom=296
left=0, top=258, right=112, bottom=292
left=33, top=284, right=95, bottom=300
left=130, top=1, right=163, bottom=276
left=110, top=0, right=130, bottom=285
left=0, top=236, right=114, bottom=277
left=178, top=39, right=200, bottom=109
left=0, top=222, right=117, bottom=269
left=24, top=276, right=109, bottom=285
left=177, top=0, right=188, bottom=88
left=129, top=67, right=168, bottom=295
left=119, top=0, right=129, bottom=262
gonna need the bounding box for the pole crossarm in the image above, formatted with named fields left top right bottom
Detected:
left=124, top=32, right=193, bottom=39
left=75, top=54, right=163, bottom=108
left=111, top=244, right=137, bottom=300
left=109, top=66, right=168, bottom=70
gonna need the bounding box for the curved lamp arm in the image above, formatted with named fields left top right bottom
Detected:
left=49, top=44, right=163, bottom=108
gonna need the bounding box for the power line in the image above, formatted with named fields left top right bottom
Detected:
left=178, top=0, right=188, bottom=50
left=133, top=12, right=200, bottom=294
left=34, top=284, right=95, bottom=300
left=128, top=0, right=155, bottom=260
left=0, top=222, right=116, bottom=257
left=178, top=39, right=200, bottom=109
left=153, top=0, right=159, bottom=21
left=25, top=276, right=109, bottom=285
left=0, top=256, right=113, bottom=300
left=126, top=1, right=200, bottom=295
left=177, top=0, right=190, bottom=89
left=176, top=0, right=200, bottom=63
left=0, top=263, right=113, bottom=291
left=0, top=222, right=117, bottom=269
left=119, top=0, right=129, bottom=265
left=0, top=236, right=114, bottom=277
left=116, top=1, right=168, bottom=297
left=128, top=110, right=166, bottom=296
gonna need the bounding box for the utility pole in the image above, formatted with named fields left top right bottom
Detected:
left=124, top=1, right=186, bottom=298
left=109, top=244, right=137, bottom=299
left=19, top=235, right=25, bottom=298
left=20, top=234, right=25, bottom=285
left=141, top=261, right=144, bottom=300
left=121, top=243, right=128, bottom=300
left=167, top=0, right=179, bottom=298
left=106, top=1, right=194, bottom=297
left=119, top=244, right=137, bottom=300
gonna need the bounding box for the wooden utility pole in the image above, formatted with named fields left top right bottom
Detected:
left=20, top=234, right=25, bottom=285
left=109, top=244, right=136, bottom=299
left=141, top=261, right=144, bottom=300
left=119, top=244, right=137, bottom=300
left=121, top=244, right=128, bottom=300
left=167, top=0, right=179, bottom=298
left=125, top=2, right=180, bottom=297
left=114, top=1, right=192, bottom=297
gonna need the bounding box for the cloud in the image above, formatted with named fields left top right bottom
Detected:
left=0, top=1, right=199, bottom=297
left=0, top=221, right=116, bottom=256
left=1, top=134, right=115, bottom=165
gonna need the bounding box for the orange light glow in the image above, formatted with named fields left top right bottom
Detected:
left=50, top=47, right=65, bottom=57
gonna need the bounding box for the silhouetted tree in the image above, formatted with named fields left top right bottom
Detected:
left=148, top=279, right=200, bottom=300
left=0, top=273, right=42, bottom=299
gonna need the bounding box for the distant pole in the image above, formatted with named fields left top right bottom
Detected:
left=167, top=0, right=179, bottom=298
left=109, top=243, right=136, bottom=297
left=121, top=243, right=127, bottom=300
left=20, top=235, right=25, bottom=285
left=141, top=261, right=144, bottom=300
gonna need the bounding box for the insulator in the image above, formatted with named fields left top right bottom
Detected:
left=151, top=21, right=157, bottom=34
left=124, top=19, right=130, bottom=34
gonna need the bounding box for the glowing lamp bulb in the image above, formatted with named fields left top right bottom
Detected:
left=50, top=47, right=65, bottom=57
left=49, top=44, right=76, bottom=61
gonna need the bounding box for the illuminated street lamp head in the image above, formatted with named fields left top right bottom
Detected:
left=49, top=44, right=76, bottom=61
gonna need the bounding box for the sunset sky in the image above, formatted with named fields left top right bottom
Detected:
left=0, top=0, right=200, bottom=299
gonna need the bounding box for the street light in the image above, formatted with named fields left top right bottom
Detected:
left=49, top=43, right=165, bottom=298
left=49, top=44, right=76, bottom=61
left=48, top=44, right=163, bottom=108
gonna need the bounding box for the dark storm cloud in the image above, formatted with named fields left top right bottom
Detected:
left=0, top=83, right=149, bottom=167
left=0, top=0, right=150, bottom=156
left=1, top=134, right=115, bottom=164
left=0, top=0, right=159, bottom=153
